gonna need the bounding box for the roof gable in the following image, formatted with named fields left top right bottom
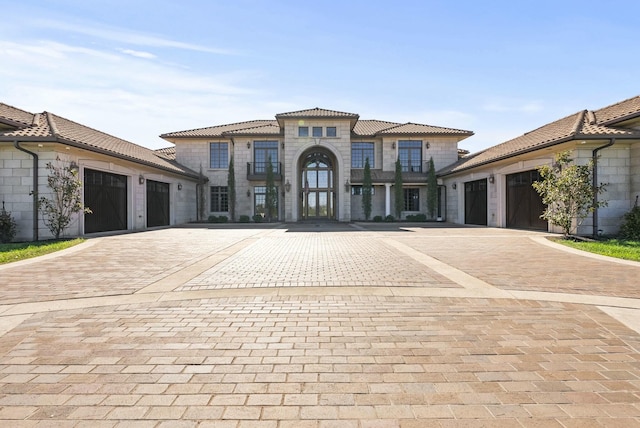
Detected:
left=160, top=120, right=277, bottom=138
left=275, top=107, right=359, bottom=119
left=0, top=102, right=38, bottom=128
left=440, top=97, right=640, bottom=176
left=0, top=107, right=198, bottom=178
left=377, top=122, right=473, bottom=136
left=593, top=95, right=640, bottom=125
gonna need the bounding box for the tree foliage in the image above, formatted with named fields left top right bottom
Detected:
left=426, top=156, right=437, bottom=219
left=38, top=158, right=91, bottom=239
left=619, top=197, right=640, bottom=240
left=394, top=157, right=403, bottom=219
left=197, top=164, right=207, bottom=222
left=227, top=156, right=236, bottom=222
left=362, top=157, right=372, bottom=220
left=0, top=201, right=17, bottom=243
left=532, top=151, right=607, bottom=236
left=265, top=155, right=278, bottom=222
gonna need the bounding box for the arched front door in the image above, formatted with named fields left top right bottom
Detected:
left=300, top=149, right=336, bottom=220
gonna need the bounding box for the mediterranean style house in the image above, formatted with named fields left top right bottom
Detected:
left=0, top=103, right=200, bottom=242
left=160, top=108, right=473, bottom=223
left=2, top=96, right=639, bottom=241
left=439, top=95, right=640, bottom=236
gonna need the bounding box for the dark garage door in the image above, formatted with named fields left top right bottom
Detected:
left=147, top=180, right=170, bottom=227
left=506, top=170, right=547, bottom=230
left=465, top=178, right=487, bottom=225
left=84, top=169, right=127, bottom=233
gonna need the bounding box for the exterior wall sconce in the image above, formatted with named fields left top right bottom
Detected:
left=177, top=183, right=183, bottom=191
left=344, top=179, right=350, bottom=192
left=452, top=182, right=457, bottom=190
left=425, top=141, right=430, bottom=149
left=247, top=141, right=251, bottom=149
left=139, top=175, right=145, bottom=185
left=281, top=142, right=285, bottom=149
left=488, top=174, right=495, bottom=184
left=247, top=189, right=251, bottom=197
left=69, top=161, right=79, bottom=172
left=284, top=179, right=291, bottom=192
left=392, top=142, right=396, bottom=149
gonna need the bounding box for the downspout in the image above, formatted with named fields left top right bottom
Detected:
left=13, top=141, right=39, bottom=241
left=592, top=138, right=615, bottom=238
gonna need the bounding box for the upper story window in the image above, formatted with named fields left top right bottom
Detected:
left=398, top=141, right=422, bottom=172
left=326, top=127, right=337, bottom=137
left=312, top=126, right=323, bottom=137
left=351, top=142, right=375, bottom=168
left=298, top=126, right=309, bottom=137
left=210, top=142, right=228, bottom=169
left=254, top=141, right=279, bottom=173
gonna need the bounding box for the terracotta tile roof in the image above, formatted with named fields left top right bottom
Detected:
left=155, top=146, right=176, bottom=160
left=160, top=120, right=277, bottom=138
left=352, top=120, right=401, bottom=136
left=440, top=98, right=640, bottom=176
left=224, top=124, right=282, bottom=136
left=0, top=102, right=38, bottom=128
left=275, top=107, right=359, bottom=119
left=593, top=95, right=640, bottom=125
left=0, top=107, right=199, bottom=179
left=377, top=122, right=473, bottom=136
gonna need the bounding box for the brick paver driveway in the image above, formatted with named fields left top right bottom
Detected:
left=0, top=223, right=639, bottom=427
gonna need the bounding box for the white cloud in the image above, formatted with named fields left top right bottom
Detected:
left=118, top=49, right=156, bottom=59
left=32, top=18, right=238, bottom=55
left=0, top=39, right=262, bottom=149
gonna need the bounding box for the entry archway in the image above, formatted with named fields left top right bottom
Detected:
left=299, top=148, right=336, bottom=220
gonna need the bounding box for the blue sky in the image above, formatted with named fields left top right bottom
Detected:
left=1, top=0, right=639, bottom=152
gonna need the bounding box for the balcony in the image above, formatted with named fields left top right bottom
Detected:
left=247, top=162, right=283, bottom=181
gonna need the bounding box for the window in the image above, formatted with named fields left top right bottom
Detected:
left=326, top=127, right=337, bottom=137
left=351, top=142, right=375, bottom=168
left=351, top=186, right=375, bottom=196
left=312, top=126, right=323, bottom=137
left=209, top=142, right=228, bottom=169
left=298, top=127, right=309, bottom=137
left=210, top=186, right=229, bottom=212
left=254, top=186, right=278, bottom=217
left=404, top=188, right=419, bottom=211
left=398, top=141, right=422, bottom=172
left=254, top=141, right=279, bottom=174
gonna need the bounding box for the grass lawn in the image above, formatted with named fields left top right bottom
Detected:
left=556, top=238, right=640, bottom=262
left=0, top=239, right=84, bottom=265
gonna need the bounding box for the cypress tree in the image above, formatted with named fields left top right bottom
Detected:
left=362, top=157, right=372, bottom=220
left=265, top=155, right=277, bottom=222
left=227, top=156, right=236, bottom=221
left=426, top=156, right=437, bottom=219
left=394, top=157, right=403, bottom=219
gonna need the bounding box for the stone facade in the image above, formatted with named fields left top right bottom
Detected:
left=163, top=108, right=471, bottom=223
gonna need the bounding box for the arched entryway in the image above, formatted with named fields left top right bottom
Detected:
left=299, top=148, right=336, bottom=220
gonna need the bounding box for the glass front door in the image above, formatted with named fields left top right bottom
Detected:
left=301, top=151, right=335, bottom=219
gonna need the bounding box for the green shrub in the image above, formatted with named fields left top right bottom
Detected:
left=0, top=203, right=17, bottom=243
left=239, top=215, right=250, bottom=223
left=253, top=214, right=264, bottom=223
left=217, top=215, right=228, bottom=223
left=373, top=215, right=383, bottom=222
left=207, top=215, right=218, bottom=223
left=385, top=215, right=395, bottom=222
left=406, top=214, right=427, bottom=222
left=619, top=205, right=640, bottom=240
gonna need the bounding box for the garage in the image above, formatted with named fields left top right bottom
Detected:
left=84, top=169, right=128, bottom=233
left=506, top=170, right=547, bottom=230
left=146, top=180, right=170, bottom=227
left=465, top=178, right=487, bottom=225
